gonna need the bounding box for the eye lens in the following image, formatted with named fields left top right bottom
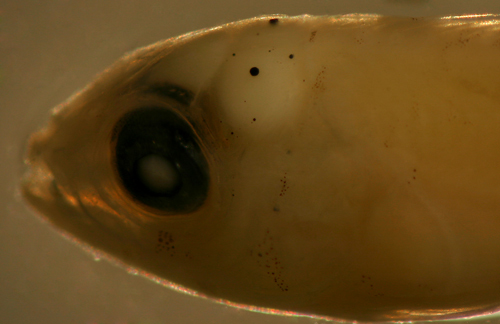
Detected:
left=136, top=154, right=180, bottom=195
left=114, top=107, right=209, bottom=213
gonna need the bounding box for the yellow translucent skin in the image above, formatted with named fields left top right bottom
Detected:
left=21, top=14, right=500, bottom=321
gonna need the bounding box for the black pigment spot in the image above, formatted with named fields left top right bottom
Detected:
left=250, top=67, right=259, bottom=76
left=289, top=54, right=294, bottom=59
left=232, top=53, right=236, bottom=56
left=269, top=18, right=279, bottom=25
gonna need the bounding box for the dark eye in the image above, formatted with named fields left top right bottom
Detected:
left=113, top=107, right=209, bottom=213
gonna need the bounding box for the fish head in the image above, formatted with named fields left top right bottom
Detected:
left=21, top=14, right=347, bottom=313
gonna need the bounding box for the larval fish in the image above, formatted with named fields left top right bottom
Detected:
left=21, top=14, right=500, bottom=322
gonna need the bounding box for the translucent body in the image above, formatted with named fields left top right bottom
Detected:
left=21, top=14, right=500, bottom=322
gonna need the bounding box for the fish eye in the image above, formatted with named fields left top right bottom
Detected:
left=113, top=107, right=209, bottom=213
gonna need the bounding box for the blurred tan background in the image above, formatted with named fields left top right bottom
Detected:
left=2, top=1, right=500, bottom=323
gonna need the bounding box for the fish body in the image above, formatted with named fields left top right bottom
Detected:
left=22, top=14, right=500, bottom=322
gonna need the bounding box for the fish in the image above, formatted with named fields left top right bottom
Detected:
left=20, top=13, right=500, bottom=322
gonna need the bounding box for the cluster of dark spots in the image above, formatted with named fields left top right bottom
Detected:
left=250, top=67, right=259, bottom=76
left=446, top=113, right=472, bottom=125
left=458, top=32, right=481, bottom=47
left=309, top=31, right=317, bottom=42
left=156, top=231, right=175, bottom=256
left=289, top=54, right=294, bottom=59
left=407, top=168, right=417, bottom=185
left=224, top=130, right=239, bottom=142
left=313, top=66, right=327, bottom=93
left=443, top=32, right=481, bottom=50
left=354, top=30, right=365, bottom=44
left=253, top=229, right=289, bottom=292
left=279, top=173, right=289, bottom=197
left=361, top=274, right=372, bottom=286
left=413, top=168, right=417, bottom=180
left=269, top=18, right=279, bottom=25
left=361, top=275, right=384, bottom=296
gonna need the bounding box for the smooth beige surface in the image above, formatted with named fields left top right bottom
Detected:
left=4, top=1, right=500, bottom=324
